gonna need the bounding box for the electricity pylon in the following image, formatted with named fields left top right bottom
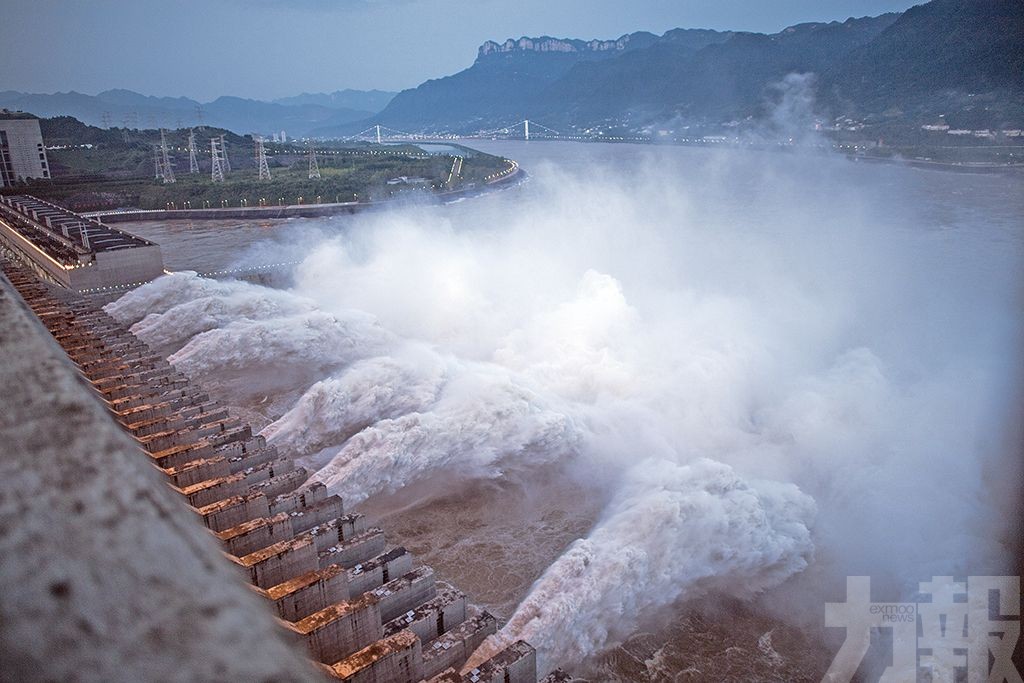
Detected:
left=158, top=128, right=175, bottom=183
left=220, top=134, right=231, bottom=172
left=210, top=137, right=225, bottom=183
left=255, top=135, right=271, bottom=180
left=187, top=129, right=200, bottom=173
left=308, top=142, right=320, bottom=179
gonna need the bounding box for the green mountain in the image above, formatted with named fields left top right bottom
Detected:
left=373, top=33, right=667, bottom=132
left=353, top=0, right=1022, bottom=135
left=822, top=0, right=1024, bottom=122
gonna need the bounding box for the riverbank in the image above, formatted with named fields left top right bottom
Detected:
left=845, top=153, right=1024, bottom=175
left=85, top=158, right=522, bottom=223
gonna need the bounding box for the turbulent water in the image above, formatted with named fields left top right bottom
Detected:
left=109, top=141, right=1024, bottom=680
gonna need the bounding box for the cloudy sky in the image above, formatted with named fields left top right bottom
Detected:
left=3, top=0, right=920, bottom=100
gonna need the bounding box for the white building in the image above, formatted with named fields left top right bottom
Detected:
left=0, top=113, right=50, bottom=187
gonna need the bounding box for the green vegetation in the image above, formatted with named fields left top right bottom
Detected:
left=4, top=117, right=510, bottom=211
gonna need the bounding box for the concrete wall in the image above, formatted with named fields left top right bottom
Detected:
left=0, top=272, right=323, bottom=682
left=70, top=244, right=166, bottom=292
left=385, top=587, right=467, bottom=644
left=348, top=549, right=414, bottom=597
left=268, top=565, right=350, bottom=622
left=421, top=612, right=498, bottom=680
left=0, top=217, right=73, bottom=286
left=294, top=594, right=384, bottom=663
left=329, top=631, right=424, bottom=683
left=0, top=118, right=48, bottom=186
left=0, top=214, right=164, bottom=292
left=239, top=535, right=319, bottom=589
left=465, top=641, right=537, bottom=683
left=374, top=567, right=437, bottom=623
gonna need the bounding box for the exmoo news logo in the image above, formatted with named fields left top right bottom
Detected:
left=824, top=576, right=1021, bottom=682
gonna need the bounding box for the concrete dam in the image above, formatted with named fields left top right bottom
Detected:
left=0, top=199, right=564, bottom=682
left=0, top=194, right=165, bottom=292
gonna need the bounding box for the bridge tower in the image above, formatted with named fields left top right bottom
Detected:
left=375, top=124, right=382, bottom=144
left=158, top=128, right=175, bottom=183
left=255, top=135, right=271, bottom=180
left=210, top=137, right=225, bottom=183
left=187, top=129, right=200, bottom=173
left=524, top=119, right=530, bottom=141
left=219, top=134, right=231, bottom=172
left=307, top=142, right=320, bottom=179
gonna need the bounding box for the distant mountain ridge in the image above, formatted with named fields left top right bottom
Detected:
left=0, top=88, right=395, bottom=137
left=477, top=33, right=660, bottom=58
left=339, top=0, right=1021, bottom=137
left=7, top=0, right=1022, bottom=140
left=362, top=29, right=705, bottom=135
left=272, top=89, right=396, bottom=112
left=822, top=0, right=1024, bottom=116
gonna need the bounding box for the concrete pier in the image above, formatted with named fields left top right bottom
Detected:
left=0, top=263, right=318, bottom=682
left=0, top=195, right=164, bottom=291
left=0, top=257, right=543, bottom=681
left=422, top=612, right=499, bottom=680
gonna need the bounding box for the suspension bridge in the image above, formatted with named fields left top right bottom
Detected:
left=337, top=119, right=624, bottom=144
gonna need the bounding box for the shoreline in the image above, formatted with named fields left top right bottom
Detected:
left=491, top=135, right=1019, bottom=175
left=843, top=153, right=1024, bottom=175
left=83, top=158, right=523, bottom=223
left=463, top=136, right=1024, bottom=176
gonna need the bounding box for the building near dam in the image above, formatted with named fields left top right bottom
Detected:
left=0, top=111, right=50, bottom=186
left=0, top=194, right=164, bottom=291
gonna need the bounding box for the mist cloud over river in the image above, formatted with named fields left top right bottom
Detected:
left=107, top=142, right=1024, bottom=675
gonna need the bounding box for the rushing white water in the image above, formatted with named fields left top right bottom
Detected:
left=260, top=348, right=449, bottom=459
left=465, top=457, right=816, bottom=672
left=109, top=270, right=393, bottom=390
left=107, top=140, right=1024, bottom=674
left=107, top=273, right=318, bottom=351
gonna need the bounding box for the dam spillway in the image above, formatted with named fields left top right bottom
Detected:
left=0, top=195, right=164, bottom=292
left=0, top=257, right=551, bottom=683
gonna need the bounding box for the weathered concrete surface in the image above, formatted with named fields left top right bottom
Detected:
left=0, top=275, right=323, bottom=683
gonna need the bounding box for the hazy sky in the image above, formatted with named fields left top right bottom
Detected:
left=3, top=0, right=921, bottom=101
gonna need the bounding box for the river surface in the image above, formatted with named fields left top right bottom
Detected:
left=113, top=141, right=1024, bottom=681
